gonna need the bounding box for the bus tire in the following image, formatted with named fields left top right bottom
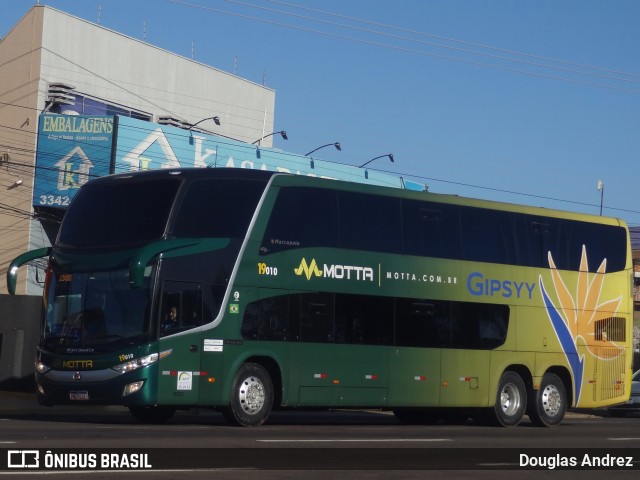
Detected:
left=128, top=405, right=175, bottom=424
left=491, top=371, right=526, bottom=427
left=223, top=362, right=273, bottom=427
left=528, top=373, right=566, bottom=427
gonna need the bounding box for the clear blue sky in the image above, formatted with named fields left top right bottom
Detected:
left=3, top=1, right=640, bottom=225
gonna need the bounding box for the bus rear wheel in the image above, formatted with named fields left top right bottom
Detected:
left=491, top=371, right=526, bottom=427
left=528, top=373, right=566, bottom=427
left=223, top=363, right=273, bottom=427
left=129, top=405, right=175, bottom=424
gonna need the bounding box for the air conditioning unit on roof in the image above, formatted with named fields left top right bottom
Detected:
left=157, top=116, right=187, bottom=128
left=46, top=83, right=76, bottom=105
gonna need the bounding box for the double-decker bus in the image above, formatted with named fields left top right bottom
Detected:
left=7, top=168, right=633, bottom=427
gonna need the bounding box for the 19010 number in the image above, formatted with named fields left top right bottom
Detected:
left=257, top=263, right=278, bottom=276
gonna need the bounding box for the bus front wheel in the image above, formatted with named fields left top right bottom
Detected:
left=223, top=362, right=274, bottom=427
left=491, top=371, right=526, bottom=427
left=528, top=373, right=566, bottom=427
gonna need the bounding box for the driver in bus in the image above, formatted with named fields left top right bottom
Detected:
left=161, top=306, right=179, bottom=334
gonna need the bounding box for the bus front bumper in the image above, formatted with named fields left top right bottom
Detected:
left=35, top=368, right=156, bottom=407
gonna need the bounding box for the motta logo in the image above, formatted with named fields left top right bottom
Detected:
left=62, top=359, right=93, bottom=369
left=294, top=258, right=374, bottom=282
left=294, top=258, right=322, bottom=280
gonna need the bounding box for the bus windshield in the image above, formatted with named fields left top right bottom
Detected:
left=43, top=268, right=153, bottom=353
left=57, top=177, right=181, bottom=249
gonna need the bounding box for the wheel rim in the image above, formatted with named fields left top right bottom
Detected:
left=500, top=382, right=522, bottom=417
left=540, top=384, right=562, bottom=417
left=238, top=375, right=265, bottom=415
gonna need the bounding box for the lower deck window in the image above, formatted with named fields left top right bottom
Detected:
left=241, top=293, right=508, bottom=350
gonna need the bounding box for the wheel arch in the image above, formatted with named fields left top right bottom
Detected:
left=503, top=364, right=533, bottom=390
left=542, top=366, right=573, bottom=407
left=243, top=355, right=284, bottom=408
left=221, top=350, right=285, bottom=407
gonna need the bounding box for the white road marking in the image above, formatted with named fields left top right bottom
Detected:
left=257, top=438, right=452, bottom=443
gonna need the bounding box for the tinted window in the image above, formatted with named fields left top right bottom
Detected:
left=395, top=299, right=452, bottom=348
left=565, top=220, right=627, bottom=272
left=260, top=186, right=627, bottom=272
left=529, top=217, right=566, bottom=269
left=339, top=191, right=402, bottom=253
left=173, top=179, right=266, bottom=238
left=261, top=187, right=339, bottom=254
left=239, top=292, right=510, bottom=351
left=159, top=281, right=203, bottom=337
left=403, top=200, right=461, bottom=259
left=58, top=178, right=180, bottom=248
left=241, top=295, right=290, bottom=341
left=335, top=294, right=394, bottom=345
left=395, top=298, right=509, bottom=350
left=451, top=302, right=509, bottom=350
left=299, top=293, right=334, bottom=343
left=515, top=215, right=627, bottom=272
left=460, top=207, right=517, bottom=264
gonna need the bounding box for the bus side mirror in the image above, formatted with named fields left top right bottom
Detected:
left=6, top=247, right=51, bottom=295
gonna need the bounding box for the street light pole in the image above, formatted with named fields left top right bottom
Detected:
left=304, top=142, right=341, bottom=157
left=252, top=130, right=288, bottom=145
left=188, top=116, right=221, bottom=131
left=597, top=180, right=604, bottom=216
left=359, top=154, right=394, bottom=168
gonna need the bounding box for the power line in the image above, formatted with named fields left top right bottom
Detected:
left=263, top=0, right=640, bottom=81
left=224, top=0, right=640, bottom=86
left=166, top=0, right=640, bottom=95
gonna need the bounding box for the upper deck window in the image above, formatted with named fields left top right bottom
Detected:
left=172, top=179, right=266, bottom=238
left=58, top=177, right=181, bottom=249
left=259, top=184, right=628, bottom=273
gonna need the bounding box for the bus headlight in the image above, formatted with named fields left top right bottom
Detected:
left=112, top=353, right=158, bottom=374
left=123, top=381, right=145, bottom=396
left=35, top=360, right=51, bottom=374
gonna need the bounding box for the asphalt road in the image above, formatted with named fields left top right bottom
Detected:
left=1, top=390, right=640, bottom=479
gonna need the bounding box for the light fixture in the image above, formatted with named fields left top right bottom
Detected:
left=252, top=130, right=288, bottom=145
left=304, top=142, right=341, bottom=156
left=7, top=178, right=23, bottom=190
left=188, top=116, right=221, bottom=131
left=359, top=154, right=394, bottom=168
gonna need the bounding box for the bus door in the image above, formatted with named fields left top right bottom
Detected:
left=291, top=293, right=390, bottom=407
left=388, top=299, right=443, bottom=407
left=439, top=302, right=506, bottom=407
left=157, top=281, right=204, bottom=406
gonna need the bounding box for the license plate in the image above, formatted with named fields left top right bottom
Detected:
left=69, top=390, right=89, bottom=401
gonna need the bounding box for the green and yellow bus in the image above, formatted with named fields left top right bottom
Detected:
left=7, top=168, right=633, bottom=427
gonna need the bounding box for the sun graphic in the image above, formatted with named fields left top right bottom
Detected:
left=546, top=245, right=623, bottom=357
left=539, top=245, right=624, bottom=403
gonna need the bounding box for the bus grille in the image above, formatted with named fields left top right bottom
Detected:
left=594, top=317, right=626, bottom=343
left=592, top=347, right=627, bottom=402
